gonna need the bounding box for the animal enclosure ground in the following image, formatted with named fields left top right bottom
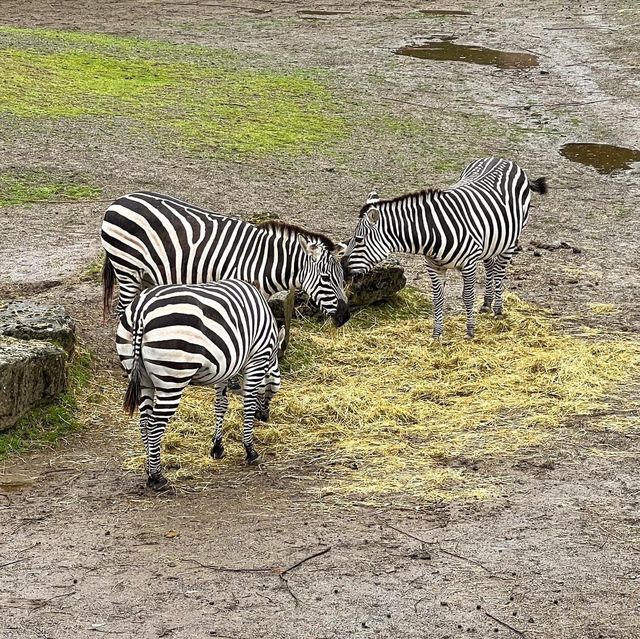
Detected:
left=1, top=1, right=639, bottom=638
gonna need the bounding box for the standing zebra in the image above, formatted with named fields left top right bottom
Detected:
left=102, top=191, right=349, bottom=326
left=341, top=158, right=547, bottom=338
left=118, top=280, right=284, bottom=490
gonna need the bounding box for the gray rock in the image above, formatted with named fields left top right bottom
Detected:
left=346, top=259, right=406, bottom=307
left=0, top=337, right=67, bottom=431
left=0, top=301, right=75, bottom=356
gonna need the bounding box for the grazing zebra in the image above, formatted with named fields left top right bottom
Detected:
left=341, top=158, right=547, bottom=338
left=118, top=280, right=284, bottom=490
left=102, top=191, right=349, bottom=326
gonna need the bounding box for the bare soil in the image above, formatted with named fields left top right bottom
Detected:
left=1, top=1, right=639, bottom=638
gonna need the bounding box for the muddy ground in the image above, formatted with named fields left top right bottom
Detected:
left=1, top=1, right=640, bottom=638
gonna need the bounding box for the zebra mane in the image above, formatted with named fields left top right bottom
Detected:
left=358, top=189, right=439, bottom=218
left=257, top=220, right=336, bottom=252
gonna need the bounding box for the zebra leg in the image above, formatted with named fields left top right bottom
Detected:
left=210, top=384, right=228, bottom=460
left=139, top=386, right=155, bottom=474
left=461, top=263, right=478, bottom=339
left=145, top=387, right=185, bottom=490
left=480, top=258, right=496, bottom=313
left=426, top=265, right=447, bottom=339
left=492, top=250, right=516, bottom=318
left=241, top=366, right=265, bottom=465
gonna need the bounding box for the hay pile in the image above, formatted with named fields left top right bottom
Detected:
left=120, top=289, right=640, bottom=503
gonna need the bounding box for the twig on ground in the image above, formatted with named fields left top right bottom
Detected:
left=387, top=524, right=498, bottom=574
left=0, top=559, right=27, bottom=569
left=280, top=546, right=331, bottom=576
left=279, top=546, right=331, bottom=606
left=184, top=558, right=273, bottom=573
left=485, top=611, right=525, bottom=636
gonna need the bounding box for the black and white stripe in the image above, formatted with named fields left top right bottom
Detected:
left=341, top=158, right=547, bottom=338
left=102, top=191, right=349, bottom=326
left=118, top=279, right=284, bottom=490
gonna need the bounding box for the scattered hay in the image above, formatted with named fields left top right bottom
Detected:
left=588, top=303, right=620, bottom=315
left=116, top=289, right=640, bottom=504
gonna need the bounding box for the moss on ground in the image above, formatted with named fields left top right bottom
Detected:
left=0, top=349, right=93, bottom=459
left=0, top=169, right=101, bottom=207
left=0, top=26, right=346, bottom=156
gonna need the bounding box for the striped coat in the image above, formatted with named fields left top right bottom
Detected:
left=102, top=191, right=349, bottom=326
left=118, top=279, right=283, bottom=490
left=341, top=158, right=547, bottom=337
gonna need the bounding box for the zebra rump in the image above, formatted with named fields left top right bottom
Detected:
left=117, top=279, right=283, bottom=489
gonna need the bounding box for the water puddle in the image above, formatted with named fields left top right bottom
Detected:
left=420, top=9, right=472, bottom=16
left=395, top=41, right=538, bottom=69
left=0, top=480, right=33, bottom=493
left=298, top=10, right=351, bottom=16
left=560, top=143, right=640, bottom=174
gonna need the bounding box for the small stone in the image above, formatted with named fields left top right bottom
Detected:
left=533, top=250, right=542, bottom=257
left=566, top=278, right=579, bottom=284
left=572, top=247, right=582, bottom=254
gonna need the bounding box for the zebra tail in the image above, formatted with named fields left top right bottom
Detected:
left=123, top=312, right=145, bottom=416
left=102, top=256, right=115, bottom=319
left=529, top=177, right=548, bottom=195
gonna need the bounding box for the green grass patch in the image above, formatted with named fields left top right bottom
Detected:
left=0, top=26, right=346, bottom=156
left=0, top=169, right=101, bottom=207
left=0, top=349, right=93, bottom=459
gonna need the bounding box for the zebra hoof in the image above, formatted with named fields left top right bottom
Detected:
left=245, top=447, right=263, bottom=465
left=146, top=473, right=169, bottom=491
left=255, top=408, right=270, bottom=422
left=465, top=333, right=474, bottom=340
left=479, top=305, right=492, bottom=314
left=211, top=441, right=225, bottom=460
left=494, top=312, right=505, bottom=320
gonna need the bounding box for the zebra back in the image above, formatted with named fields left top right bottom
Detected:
left=102, top=192, right=349, bottom=324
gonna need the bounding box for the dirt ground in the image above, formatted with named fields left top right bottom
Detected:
left=1, top=1, right=640, bottom=637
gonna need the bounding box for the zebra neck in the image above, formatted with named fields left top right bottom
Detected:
left=378, top=192, right=438, bottom=254
left=255, top=230, right=299, bottom=294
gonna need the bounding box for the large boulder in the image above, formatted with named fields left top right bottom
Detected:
left=346, top=258, right=406, bottom=307
left=0, top=337, right=67, bottom=431
left=0, top=301, right=75, bottom=356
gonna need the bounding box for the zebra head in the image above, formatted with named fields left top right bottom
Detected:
left=297, top=236, right=350, bottom=327
left=255, top=326, right=285, bottom=422
left=341, top=205, right=387, bottom=276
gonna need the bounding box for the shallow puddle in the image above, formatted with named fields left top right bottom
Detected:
left=395, top=41, right=538, bottom=69
left=420, top=9, right=472, bottom=16
left=560, top=143, right=640, bottom=174
left=298, top=10, right=351, bottom=16
left=0, top=480, right=33, bottom=493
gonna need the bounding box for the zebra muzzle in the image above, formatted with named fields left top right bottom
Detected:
left=333, top=300, right=350, bottom=327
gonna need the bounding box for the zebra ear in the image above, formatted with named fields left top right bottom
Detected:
left=366, top=207, right=380, bottom=225
left=366, top=190, right=379, bottom=204
left=298, top=236, right=323, bottom=261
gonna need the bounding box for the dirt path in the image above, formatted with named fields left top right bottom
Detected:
left=1, top=1, right=639, bottom=637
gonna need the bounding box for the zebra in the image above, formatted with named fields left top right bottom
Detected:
left=340, top=158, right=547, bottom=338
left=101, top=191, right=349, bottom=326
left=118, top=279, right=285, bottom=490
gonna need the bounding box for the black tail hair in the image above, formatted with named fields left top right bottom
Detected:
left=123, top=366, right=141, bottom=416
left=123, top=307, right=145, bottom=416
left=529, top=177, right=548, bottom=195
left=102, top=256, right=115, bottom=319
